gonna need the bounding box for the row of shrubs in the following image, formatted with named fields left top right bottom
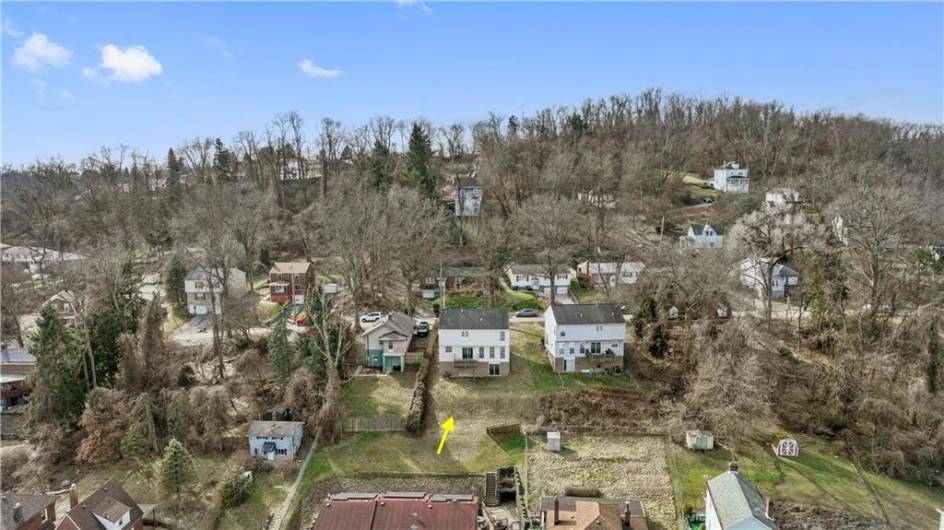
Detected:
left=406, top=327, right=438, bottom=434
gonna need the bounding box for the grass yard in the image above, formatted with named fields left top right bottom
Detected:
left=217, top=468, right=295, bottom=530
left=444, top=290, right=541, bottom=312
left=666, top=434, right=943, bottom=529
left=341, top=370, right=416, bottom=418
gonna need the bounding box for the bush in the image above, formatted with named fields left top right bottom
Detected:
left=220, top=469, right=254, bottom=508
left=406, top=328, right=436, bottom=435
left=777, top=345, right=793, bottom=358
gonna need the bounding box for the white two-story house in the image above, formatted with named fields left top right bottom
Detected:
left=247, top=421, right=304, bottom=461
left=712, top=161, right=749, bottom=193
left=185, top=267, right=247, bottom=315
left=438, top=308, right=510, bottom=377
left=506, top=264, right=576, bottom=297
left=544, top=304, right=626, bottom=374
left=679, top=223, right=725, bottom=250
left=576, top=261, right=645, bottom=288
left=739, top=258, right=799, bottom=300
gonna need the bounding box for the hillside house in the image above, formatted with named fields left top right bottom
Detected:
left=45, top=290, right=79, bottom=326
left=704, top=464, right=778, bottom=530
left=712, top=161, right=749, bottom=193
left=185, top=268, right=247, bottom=315
left=444, top=173, right=482, bottom=217
left=268, top=261, right=313, bottom=305
left=361, top=311, right=413, bottom=373
left=438, top=308, right=510, bottom=377
left=55, top=480, right=144, bottom=530
left=1, top=345, right=36, bottom=410
left=1, top=345, right=36, bottom=375
left=247, top=421, right=304, bottom=461
left=542, top=496, right=648, bottom=530
left=419, top=263, right=482, bottom=299
left=577, top=191, right=617, bottom=210
left=577, top=261, right=645, bottom=288
left=544, top=304, right=626, bottom=374
left=1, top=492, right=56, bottom=530
left=313, top=492, right=479, bottom=530
left=739, top=258, right=799, bottom=300
left=679, top=224, right=724, bottom=250
left=764, top=188, right=801, bottom=207
left=506, top=264, right=575, bottom=298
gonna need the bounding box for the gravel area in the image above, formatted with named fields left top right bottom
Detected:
left=527, top=434, right=676, bottom=530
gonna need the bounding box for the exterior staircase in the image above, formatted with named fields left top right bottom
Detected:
left=484, top=471, right=499, bottom=506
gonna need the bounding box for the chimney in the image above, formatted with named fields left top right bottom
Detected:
left=553, top=496, right=560, bottom=524
left=69, top=483, right=79, bottom=508
left=622, top=501, right=632, bottom=527
left=728, top=462, right=739, bottom=473
left=13, top=502, right=23, bottom=522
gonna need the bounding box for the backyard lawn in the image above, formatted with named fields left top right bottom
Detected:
left=341, top=369, right=416, bottom=418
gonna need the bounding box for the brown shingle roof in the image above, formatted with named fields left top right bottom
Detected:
left=1, top=492, right=57, bottom=529
left=56, top=479, right=142, bottom=530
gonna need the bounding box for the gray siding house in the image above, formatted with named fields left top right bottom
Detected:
left=247, top=421, right=304, bottom=461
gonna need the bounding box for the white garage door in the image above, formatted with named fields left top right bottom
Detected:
left=293, top=295, right=305, bottom=305
left=556, top=286, right=568, bottom=295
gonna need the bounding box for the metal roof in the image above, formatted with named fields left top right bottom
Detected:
left=439, top=308, right=508, bottom=330
left=706, top=471, right=776, bottom=530
left=550, top=304, right=625, bottom=325
left=315, top=492, right=478, bottom=530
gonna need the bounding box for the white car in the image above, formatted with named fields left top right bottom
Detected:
left=360, top=311, right=385, bottom=323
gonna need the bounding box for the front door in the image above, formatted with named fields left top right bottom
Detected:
left=293, top=294, right=304, bottom=305
left=563, top=358, right=575, bottom=373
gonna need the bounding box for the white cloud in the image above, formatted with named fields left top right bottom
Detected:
left=299, top=59, right=342, bottom=79
left=29, top=78, right=47, bottom=95
left=204, top=36, right=232, bottom=59
left=2, top=16, right=24, bottom=37
left=396, top=0, right=432, bottom=15
left=99, top=44, right=162, bottom=82
left=13, top=33, right=72, bottom=70
left=81, top=66, right=97, bottom=80
left=60, top=89, right=73, bottom=100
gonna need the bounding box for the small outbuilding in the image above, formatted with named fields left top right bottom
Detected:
left=685, top=430, right=715, bottom=451
left=248, top=420, right=304, bottom=461
left=547, top=431, right=561, bottom=452
left=773, top=437, right=799, bottom=458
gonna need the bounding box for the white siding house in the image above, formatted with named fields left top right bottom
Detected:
left=705, top=464, right=777, bottom=530
left=764, top=188, right=800, bottom=206
left=361, top=311, right=413, bottom=373
left=712, top=162, right=749, bottom=193
left=679, top=224, right=724, bottom=250
left=506, top=264, right=575, bottom=297
left=576, top=261, right=645, bottom=287
left=185, top=268, right=248, bottom=315
left=544, top=304, right=626, bottom=374
left=247, top=421, right=304, bottom=461
left=739, top=258, right=799, bottom=300
left=438, top=309, right=510, bottom=377
left=453, top=173, right=482, bottom=217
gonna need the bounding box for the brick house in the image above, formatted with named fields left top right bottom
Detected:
left=55, top=480, right=144, bottom=530
left=1, top=492, right=57, bottom=530
left=268, top=262, right=313, bottom=306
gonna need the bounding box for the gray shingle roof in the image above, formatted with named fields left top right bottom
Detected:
left=706, top=471, right=776, bottom=530
left=550, top=304, right=624, bottom=325
left=362, top=311, right=414, bottom=338
left=0, top=492, right=57, bottom=529
left=0, top=346, right=35, bottom=366
left=691, top=223, right=723, bottom=236
left=247, top=421, right=303, bottom=438
left=439, top=309, right=508, bottom=330
left=508, top=264, right=547, bottom=276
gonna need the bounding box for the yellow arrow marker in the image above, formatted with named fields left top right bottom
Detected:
left=436, top=416, right=455, bottom=455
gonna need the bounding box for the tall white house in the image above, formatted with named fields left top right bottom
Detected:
left=712, top=161, right=749, bottom=193
left=438, top=308, right=510, bottom=377
left=739, top=258, right=799, bottom=300
left=705, top=463, right=777, bottom=530
left=679, top=224, right=724, bottom=250
left=454, top=173, right=482, bottom=217
left=544, top=304, right=626, bottom=374
left=576, top=261, right=645, bottom=288
left=185, top=268, right=248, bottom=315
left=506, top=264, right=576, bottom=297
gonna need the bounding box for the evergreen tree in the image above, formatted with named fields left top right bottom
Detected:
left=802, top=250, right=849, bottom=331
left=121, top=394, right=159, bottom=457
left=648, top=323, right=669, bottom=358
left=85, top=306, right=128, bottom=385
left=213, top=138, right=234, bottom=182
left=158, top=438, right=197, bottom=509
left=164, top=253, right=188, bottom=309
left=269, top=304, right=293, bottom=382
left=367, top=140, right=393, bottom=191
left=165, top=148, right=182, bottom=200
left=407, top=123, right=436, bottom=198
left=27, top=304, right=87, bottom=426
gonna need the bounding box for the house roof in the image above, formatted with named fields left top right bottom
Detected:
left=772, top=264, right=798, bottom=278
left=580, top=261, right=645, bottom=275
left=508, top=264, right=553, bottom=276
left=1, top=492, right=57, bottom=529
left=57, top=479, right=143, bottom=530
left=47, top=290, right=78, bottom=306
left=455, top=173, right=480, bottom=189
left=706, top=471, right=776, bottom=530
left=690, top=223, right=723, bottom=236
left=0, top=346, right=35, bottom=366
left=550, top=304, right=625, bottom=325
left=247, top=421, right=303, bottom=438
left=361, top=312, right=414, bottom=338
left=314, top=492, right=478, bottom=530
left=718, top=161, right=746, bottom=170
left=540, top=497, right=647, bottom=530
left=270, top=262, right=311, bottom=274
left=439, top=308, right=508, bottom=330
left=186, top=268, right=210, bottom=281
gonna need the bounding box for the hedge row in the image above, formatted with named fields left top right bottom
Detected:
left=406, top=327, right=437, bottom=434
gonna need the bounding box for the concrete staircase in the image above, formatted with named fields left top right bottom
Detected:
left=484, top=471, right=499, bottom=507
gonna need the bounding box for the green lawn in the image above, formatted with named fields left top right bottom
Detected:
left=666, top=434, right=943, bottom=529
left=444, top=291, right=541, bottom=312
left=218, top=469, right=295, bottom=530
left=341, top=370, right=416, bottom=418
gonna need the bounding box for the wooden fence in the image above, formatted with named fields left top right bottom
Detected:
left=343, top=416, right=405, bottom=433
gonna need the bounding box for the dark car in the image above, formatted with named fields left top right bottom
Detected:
left=416, top=321, right=430, bottom=337
left=516, top=308, right=540, bottom=318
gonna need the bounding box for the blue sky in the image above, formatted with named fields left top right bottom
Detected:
left=2, top=2, right=942, bottom=166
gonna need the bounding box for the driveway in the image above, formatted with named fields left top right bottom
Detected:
left=171, top=315, right=213, bottom=346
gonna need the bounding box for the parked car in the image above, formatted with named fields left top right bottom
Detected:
left=516, top=308, right=540, bottom=318
left=360, top=311, right=384, bottom=323
left=415, top=321, right=430, bottom=337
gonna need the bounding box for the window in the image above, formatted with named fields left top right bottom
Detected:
left=499, top=331, right=506, bottom=341
left=558, top=347, right=564, bottom=354
left=387, top=342, right=394, bottom=350
left=445, top=346, right=452, bottom=353
left=560, top=330, right=566, bottom=337
left=556, top=274, right=569, bottom=281
left=194, top=293, right=206, bottom=301
left=500, top=347, right=506, bottom=359
left=569, top=347, right=575, bottom=354
left=462, top=347, right=474, bottom=360
left=489, top=347, right=495, bottom=359
left=516, top=275, right=525, bottom=282
left=595, top=325, right=603, bottom=332
left=461, top=331, right=469, bottom=337
left=194, top=280, right=205, bottom=289
left=273, top=285, right=286, bottom=293
left=590, top=342, right=601, bottom=354
left=489, top=364, right=500, bottom=376
left=612, top=344, right=619, bottom=349
left=479, top=347, right=485, bottom=359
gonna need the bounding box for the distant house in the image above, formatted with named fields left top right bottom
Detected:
left=0, top=492, right=57, bottom=530
left=576, top=261, right=645, bottom=288
left=55, top=479, right=145, bottom=530
left=712, top=161, right=749, bottom=193
left=577, top=191, right=617, bottom=210
left=185, top=268, right=247, bottom=315
left=1, top=345, right=37, bottom=410
left=679, top=224, right=724, bottom=250
left=541, top=496, right=648, bottom=530
left=544, top=304, right=626, bottom=374
left=45, top=290, right=79, bottom=326
left=419, top=263, right=482, bottom=299
left=705, top=463, right=778, bottom=530
left=438, top=308, right=510, bottom=377
left=506, top=264, right=575, bottom=298
left=361, top=311, right=413, bottom=373
left=313, top=492, right=479, bottom=530
left=1, top=345, right=36, bottom=375
left=247, top=421, right=304, bottom=461
left=268, top=262, right=313, bottom=306
left=739, top=258, right=799, bottom=300
left=764, top=188, right=801, bottom=207
left=445, top=173, right=482, bottom=217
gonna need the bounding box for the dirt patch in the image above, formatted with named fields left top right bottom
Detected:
left=538, top=387, right=666, bottom=433
left=771, top=501, right=889, bottom=530
left=527, top=434, right=676, bottom=530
